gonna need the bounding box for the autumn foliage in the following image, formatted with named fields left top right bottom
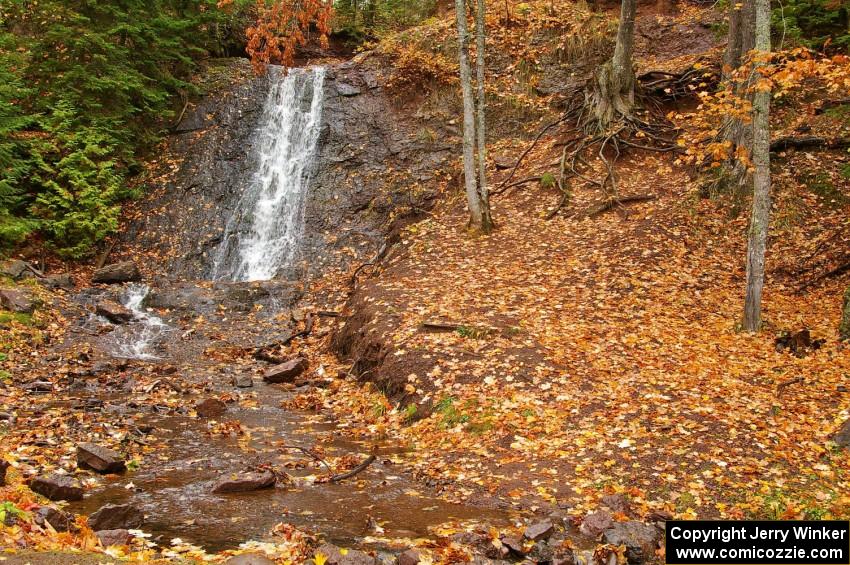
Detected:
left=220, top=0, right=334, bottom=71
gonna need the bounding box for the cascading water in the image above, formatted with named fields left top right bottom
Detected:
left=210, top=66, right=326, bottom=282
left=112, top=284, right=169, bottom=360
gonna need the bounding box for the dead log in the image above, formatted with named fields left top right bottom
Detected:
left=814, top=98, right=850, bottom=115
left=770, top=136, right=850, bottom=152
left=585, top=194, right=656, bottom=217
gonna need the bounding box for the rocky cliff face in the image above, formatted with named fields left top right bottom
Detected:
left=125, top=55, right=458, bottom=282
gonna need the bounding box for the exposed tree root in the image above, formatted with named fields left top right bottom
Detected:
left=585, top=194, right=656, bottom=217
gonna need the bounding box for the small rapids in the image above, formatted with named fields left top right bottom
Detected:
left=111, top=284, right=170, bottom=360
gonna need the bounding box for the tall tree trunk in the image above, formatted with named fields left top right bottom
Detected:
left=474, top=0, right=493, bottom=233
left=723, top=0, right=743, bottom=81
left=722, top=0, right=756, bottom=191
left=455, top=0, right=487, bottom=231
left=586, top=0, right=636, bottom=131
left=742, top=0, right=771, bottom=332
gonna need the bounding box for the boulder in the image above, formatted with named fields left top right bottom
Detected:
left=88, top=503, right=144, bottom=531
left=524, top=519, right=554, bottom=541
left=96, top=528, right=133, bottom=547
left=195, top=398, right=227, bottom=418
left=500, top=535, right=527, bottom=556
left=315, top=543, right=377, bottom=565
left=77, top=442, right=126, bottom=474
left=263, top=357, right=308, bottom=383
left=834, top=418, right=850, bottom=448
left=396, top=549, right=421, bottom=565
left=92, top=261, right=141, bottom=284
left=0, top=289, right=34, bottom=313
left=212, top=470, right=276, bottom=494
left=0, top=259, right=31, bottom=280
left=34, top=506, right=76, bottom=532
left=224, top=554, right=276, bottom=565
left=602, top=521, right=661, bottom=564
left=95, top=300, right=133, bottom=324
left=579, top=510, right=613, bottom=538
left=29, top=474, right=84, bottom=501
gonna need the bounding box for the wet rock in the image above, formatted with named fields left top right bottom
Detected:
left=601, top=493, right=631, bottom=515
left=212, top=470, right=276, bottom=493
left=87, top=503, right=144, bottom=531
left=0, top=460, right=8, bottom=486
left=602, top=522, right=661, bottom=564
left=524, top=519, right=554, bottom=541
left=0, top=289, right=34, bottom=313
left=96, top=528, right=133, bottom=547
left=29, top=474, right=84, bottom=501
left=195, top=397, right=227, bottom=418
left=528, top=540, right=555, bottom=563
left=263, top=357, right=308, bottom=383
left=500, top=535, right=527, bottom=556
left=451, top=531, right=504, bottom=559
left=92, top=261, right=141, bottom=284
left=225, top=554, right=276, bottom=565
left=77, top=442, right=126, bottom=474
left=579, top=510, right=613, bottom=538
left=552, top=550, right=577, bottom=565
left=40, top=273, right=74, bottom=289
left=834, top=418, right=850, bottom=448
left=95, top=300, right=133, bottom=324
left=233, top=375, right=254, bottom=388
left=34, top=506, right=76, bottom=532
left=336, top=82, right=362, bottom=97
left=315, top=543, right=377, bottom=565
left=396, top=549, right=421, bottom=565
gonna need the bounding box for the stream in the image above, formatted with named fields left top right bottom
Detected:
left=60, top=65, right=511, bottom=552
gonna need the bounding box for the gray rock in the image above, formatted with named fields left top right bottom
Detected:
left=315, top=543, right=377, bottom=565
left=524, top=519, right=554, bottom=541
left=834, top=418, right=850, bottom=447
left=579, top=510, right=613, bottom=538
left=92, top=261, right=141, bottom=284
left=224, top=554, right=276, bottom=565
left=234, top=375, right=254, bottom=388
left=337, top=82, right=362, bottom=97
left=0, top=259, right=31, bottom=279
left=40, top=273, right=74, bottom=289
left=0, top=289, right=34, bottom=313
left=24, top=381, right=53, bottom=392
left=263, top=357, right=308, bottom=383
left=96, top=529, right=133, bottom=547
left=95, top=300, right=133, bottom=324
left=88, top=503, right=144, bottom=531
left=29, top=474, right=84, bottom=501
left=77, top=442, right=126, bottom=474
left=195, top=397, right=227, bottom=418
left=602, top=522, right=661, bottom=564
left=396, top=549, right=421, bottom=565
left=35, top=506, right=75, bottom=532
left=500, top=535, right=527, bottom=556
left=212, top=470, right=276, bottom=494
left=528, top=540, right=555, bottom=563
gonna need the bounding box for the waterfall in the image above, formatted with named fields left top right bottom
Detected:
left=210, top=66, right=326, bottom=282
left=112, top=284, right=169, bottom=360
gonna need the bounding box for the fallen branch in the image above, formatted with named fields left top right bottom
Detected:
left=490, top=175, right=542, bottom=197
left=253, top=314, right=315, bottom=362
left=770, top=136, right=850, bottom=152
left=585, top=194, right=656, bottom=218
left=776, top=376, right=805, bottom=396
left=280, top=444, right=332, bottom=473
left=798, top=258, right=850, bottom=291
left=814, top=98, right=850, bottom=115
left=497, top=115, right=571, bottom=189
left=351, top=243, right=389, bottom=289
left=329, top=454, right=376, bottom=483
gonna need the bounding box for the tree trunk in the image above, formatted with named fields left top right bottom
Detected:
left=586, top=0, right=636, bottom=131
left=455, top=0, right=487, bottom=231
left=474, top=0, right=493, bottom=233
left=723, top=0, right=743, bottom=81
left=742, top=0, right=771, bottom=332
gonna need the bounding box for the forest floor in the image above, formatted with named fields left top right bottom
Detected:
left=1, top=0, right=850, bottom=563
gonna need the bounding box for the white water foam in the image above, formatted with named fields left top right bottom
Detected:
left=211, top=66, right=326, bottom=281
left=112, top=284, right=170, bottom=360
